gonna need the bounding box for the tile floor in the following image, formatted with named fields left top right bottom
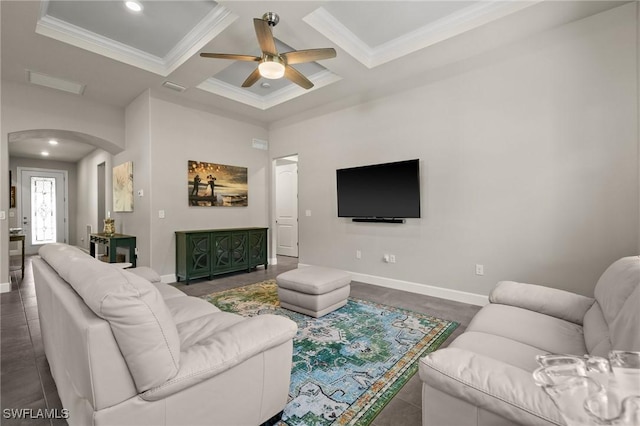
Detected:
left=1, top=255, right=481, bottom=426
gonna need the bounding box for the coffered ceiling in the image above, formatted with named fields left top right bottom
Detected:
left=2, top=0, right=629, bottom=159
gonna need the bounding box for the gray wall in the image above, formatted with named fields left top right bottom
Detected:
left=76, top=149, right=113, bottom=249
left=114, top=92, right=151, bottom=267
left=117, top=93, right=270, bottom=276
left=269, top=4, right=639, bottom=298
left=1, top=80, right=125, bottom=287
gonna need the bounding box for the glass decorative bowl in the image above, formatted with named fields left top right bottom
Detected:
left=533, top=351, right=640, bottom=425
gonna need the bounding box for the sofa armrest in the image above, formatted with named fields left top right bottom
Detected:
left=141, top=315, right=297, bottom=401
left=489, top=281, right=594, bottom=325
left=420, top=348, right=564, bottom=426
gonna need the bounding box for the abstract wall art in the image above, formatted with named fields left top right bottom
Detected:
left=113, top=161, right=133, bottom=212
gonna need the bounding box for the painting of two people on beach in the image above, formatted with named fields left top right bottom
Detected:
left=188, top=160, right=248, bottom=207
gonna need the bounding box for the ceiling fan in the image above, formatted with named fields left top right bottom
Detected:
left=200, top=12, right=336, bottom=90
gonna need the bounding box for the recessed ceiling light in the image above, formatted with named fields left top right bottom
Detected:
left=260, top=82, right=271, bottom=89
left=48, top=139, right=58, bottom=145
left=125, top=1, right=143, bottom=12
left=41, top=151, right=50, bottom=157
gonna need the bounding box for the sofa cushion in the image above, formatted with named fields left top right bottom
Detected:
left=449, top=332, right=544, bottom=372
left=466, top=304, right=587, bottom=355
left=489, top=281, right=594, bottom=325
left=583, top=303, right=612, bottom=357
left=39, top=243, right=180, bottom=392
left=593, top=256, right=640, bottom=352
left=164, top=295, right=221, bottom=324
left=153, top=282, right=187, bottom=300
left=176, top=311, right=245, bottom=348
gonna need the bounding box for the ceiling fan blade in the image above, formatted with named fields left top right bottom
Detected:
left=241, top=68, right=262, bottom=88
left=254, top=18, right=278, bottom=55
left=284, top=65, right=314, bottom=90
left=282, top=48, right=336, bottom=65
left=200, top=53, right=261, bottom=62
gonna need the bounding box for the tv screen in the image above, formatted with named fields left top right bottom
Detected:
left=336, top=159, right=421, bottom=219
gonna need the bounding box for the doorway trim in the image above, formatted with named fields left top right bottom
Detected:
left=271, top=154, right=299, bottom=265
left=16, top=166, right=69, bottom=253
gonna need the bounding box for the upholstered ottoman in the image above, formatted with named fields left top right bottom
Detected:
left=276, top=266, right=351, bottom=318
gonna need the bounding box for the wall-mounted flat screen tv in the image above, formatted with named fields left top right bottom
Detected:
left=336, top=159, right=421, bottom=221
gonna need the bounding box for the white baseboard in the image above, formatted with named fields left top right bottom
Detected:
left=269, top=257, right=278, bottom=265
left=298, top=263, right=488, bottom=306
left=0, top=282, right=11, bottom=293
left=161, top=274, right=177, bottom=284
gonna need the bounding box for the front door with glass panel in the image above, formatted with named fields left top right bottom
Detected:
left=19, top=168, right=68, bottom=255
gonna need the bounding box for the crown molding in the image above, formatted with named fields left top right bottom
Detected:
left=197, top=70, right=342, bottom=110
left=162, top=5, right=238, bottom=76
left=36, top=2, right=236, bottom=77
left=303, top=7, right=374, bottom=68
left=304, top=1, right=541, bottom=69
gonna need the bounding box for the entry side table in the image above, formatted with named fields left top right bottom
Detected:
left=89, top=233, right=137, bottom=267
left=9, top=234, right=25, bottom=279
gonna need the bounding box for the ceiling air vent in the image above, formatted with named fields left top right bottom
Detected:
left=162, top=81, right=187, bottom=92
left=252, top=139, right=268, bottom=150
left=27, top=70, right=85, bottom=95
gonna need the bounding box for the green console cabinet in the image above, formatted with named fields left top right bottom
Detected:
left=175, top=227, right=268, bottom=283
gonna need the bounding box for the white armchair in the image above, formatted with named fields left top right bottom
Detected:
left=419, top=256, right=640, bottom=426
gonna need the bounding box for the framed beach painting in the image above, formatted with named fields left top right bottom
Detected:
left=188, top=160, right=248, bottom=207
left=113, top=161, right=134, bottom=212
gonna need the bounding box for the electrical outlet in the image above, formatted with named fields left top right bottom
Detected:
left=158, top=210, right=165, bottom=219
left=475, top=264, right=484, bottom=276
left=356, top=250, right=362, bottom=259
left=383, top=254, right=390, bottom=263
left=0, top=211, right=5, bottom=220
left=389, top=254, right=396, bottom=263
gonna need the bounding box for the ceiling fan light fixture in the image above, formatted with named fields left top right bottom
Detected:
left=258, top=58, right=285, bottom=79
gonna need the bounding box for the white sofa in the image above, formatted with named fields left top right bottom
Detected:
left=33, top=243, right=298, bottom=426
left=419, top=256, right=640, bottom=426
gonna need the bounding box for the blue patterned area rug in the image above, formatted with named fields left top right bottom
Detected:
left=204, top=280, right=458, bottom=426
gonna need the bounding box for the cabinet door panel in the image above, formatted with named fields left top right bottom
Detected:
left=213, top=233, right=233, bottom=272
left=231, top=232, right=248, bottom=269
left=249, top=230, right=267, bottom=267
left=188, top=233, right=210, bottom=277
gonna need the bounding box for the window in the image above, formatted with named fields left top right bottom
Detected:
left=31, top=176, right=57, bottom=245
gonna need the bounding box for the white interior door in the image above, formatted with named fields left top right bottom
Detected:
left=276, top=162, right=298, bottom=257
left=19, top=168, right=68, bottom=255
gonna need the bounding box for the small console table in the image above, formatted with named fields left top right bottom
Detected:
left=9, top=234, right=25, bottom=279
left=90, top=233, right=137, bottom=267
left=175, top=227, right=268, bottom=283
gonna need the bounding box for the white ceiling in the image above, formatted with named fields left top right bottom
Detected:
left=9, top=130, right=97, bottom=162
left=3, top=0, right=628, bottom=162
